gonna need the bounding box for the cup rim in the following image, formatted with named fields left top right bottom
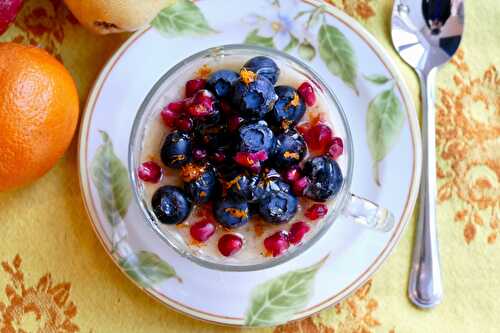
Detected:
left=128, top=44, right=354, bottom=272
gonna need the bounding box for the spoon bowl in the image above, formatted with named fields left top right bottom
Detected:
left=392, top=0, right=464, bottom=74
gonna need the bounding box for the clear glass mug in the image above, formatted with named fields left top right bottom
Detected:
left=129, top=44, right=394, bottom=271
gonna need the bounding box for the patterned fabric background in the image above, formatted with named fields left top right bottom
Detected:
left=0, top=0, right=498, bottom=332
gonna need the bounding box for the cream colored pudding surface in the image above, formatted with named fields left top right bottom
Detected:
left=139, top=57, right=347, bottom=266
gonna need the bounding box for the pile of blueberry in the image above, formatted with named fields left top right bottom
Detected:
left=138, top=56, right=344, bottom=258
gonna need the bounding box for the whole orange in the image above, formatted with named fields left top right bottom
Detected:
left=0, top=43, right=79, bottom=191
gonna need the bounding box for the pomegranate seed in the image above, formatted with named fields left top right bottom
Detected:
left=186, top=90, right=215, bottom=117
left=297, top=81, right=316, bottom=107
left=192, top=89, right=214, bottom=105
left=218, top=234, right=243, bottom=257
left=297, top=122, right=311, bottom=136
left=212, top=151, right=226, bottom=163
left=328, top=137, right=344, bottom=159
left=292, top=176, right=310, bottom=196
left=234, top=150, right=268, bottom=172
left=305, top=204, right=328, bottom=220
left=289, top=221, right=311, bottom=245
left=185, top=79, right=207, bottom=97
left=310, top=124, right=333, bottom=152
left=187, top=104, right=211, bottom=117
left=264, top=231, right=290, bottom=257
left=228, top=116, right=245, bottom=132
left=302, top=122, right=333, bottom=154
left=220, top=100, right=233, bottom=115
left=234, top=152, right=253, bottom=168
left=190, top=219, right=216, bottom=242
left=174, top=116, right=193, bottom=131
left=283, top=166, right=301, bottom=183
left=138, top=161, right=162, bottom=183
left=167, top=100, right=186, bottom=113
left=253, top=150, right=268, bottom=160
left=160, top=108, right=179, bottom=128
left=193, top=148, right=207, bottom=161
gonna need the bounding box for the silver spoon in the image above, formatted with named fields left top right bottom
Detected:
left=391, top=0, right=464, bottom=308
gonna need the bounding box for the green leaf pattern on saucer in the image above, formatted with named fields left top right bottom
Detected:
left=318, top=23, right=358, bottom=94
left=366, top=89, right=404, bottom=185
left=152, top=0, right=215, bottom=36
left=245, top=29, right=276, bottom=48
left=245, top=256, right=328, bottom=327
left=120, top=251, right=181, bottom=288
left=298, top=39, right=316, bottom=60
left=363, top=73, right=391, bottom=85
left=91, top=131, right=180, bottom=288
left=91, top=131, right=131, bottom=226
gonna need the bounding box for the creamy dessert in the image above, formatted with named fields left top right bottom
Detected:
left=137, top=56, right=346, bottom=265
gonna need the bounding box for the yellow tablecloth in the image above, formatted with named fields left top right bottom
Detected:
left=0, top=0, right=498, bottom=332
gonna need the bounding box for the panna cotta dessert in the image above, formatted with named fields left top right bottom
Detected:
left=136, top=55, right=347, bottom=265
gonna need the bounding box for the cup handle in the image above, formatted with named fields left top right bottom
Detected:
left=342, top=193, right=395, bottom=232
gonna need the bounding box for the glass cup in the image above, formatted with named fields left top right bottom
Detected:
left=129, top=44, right=394, bottom=272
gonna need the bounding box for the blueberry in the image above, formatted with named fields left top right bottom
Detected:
left=207, top=70, right=239, bottom=98
left=272, top=129, right=307, bottom=169
left=233, top=77, right=277, bottom=120
left=254, top=168, right=291, bottom=200
left=181, top=164, right=218, bottom=204
left=224, top=171, right=261, bottom=202
left=214, top=198, right=250, bottom=228
left=238, top=121, right=275, bottom=154
left=270, top=86, right=306, bottom=127
left=151, top=186, right=192, bottom=224
left=303, top=156, right=343, bottom=201
left=195, top=121, right=228, bottom=148
left=214, top=159, right=240, bottom=180
left=243, top=56, right=280, bottom=85
left=194, top=117, right=235, bottom=161
left=160, top=131, right=192, bottom=169
left=258, top=191, right=298, bottom=224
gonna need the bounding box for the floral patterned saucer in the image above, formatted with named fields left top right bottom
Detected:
left=78, top=0, right=421, bottom=327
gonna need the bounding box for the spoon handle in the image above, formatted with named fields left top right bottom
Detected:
left=408, top=68, right=443, bottom=308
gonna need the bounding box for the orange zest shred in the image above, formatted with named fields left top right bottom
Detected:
left=180, top=163, right=206, bottom=182
left=254, top=222, right=265, bottom=237
left=308, top=111, right=325, bottom=125
left=189, top=239, right=205, bottom=247
left=281, top=119, right=293, bottom=130
left=196, top=64, right=212, bottom=78
left=263, top=250, right=273, bottom=257
left=284, top=151, right=300, bottom=159
left=172, top=155, right=186, bottom=162
left=240, top=68, right=256, bottom=85
left=287, top=92, right=300, bottom=108
left=224, top=208, right=248, bottom=219
left=225, top=175, right=242, bottom=190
